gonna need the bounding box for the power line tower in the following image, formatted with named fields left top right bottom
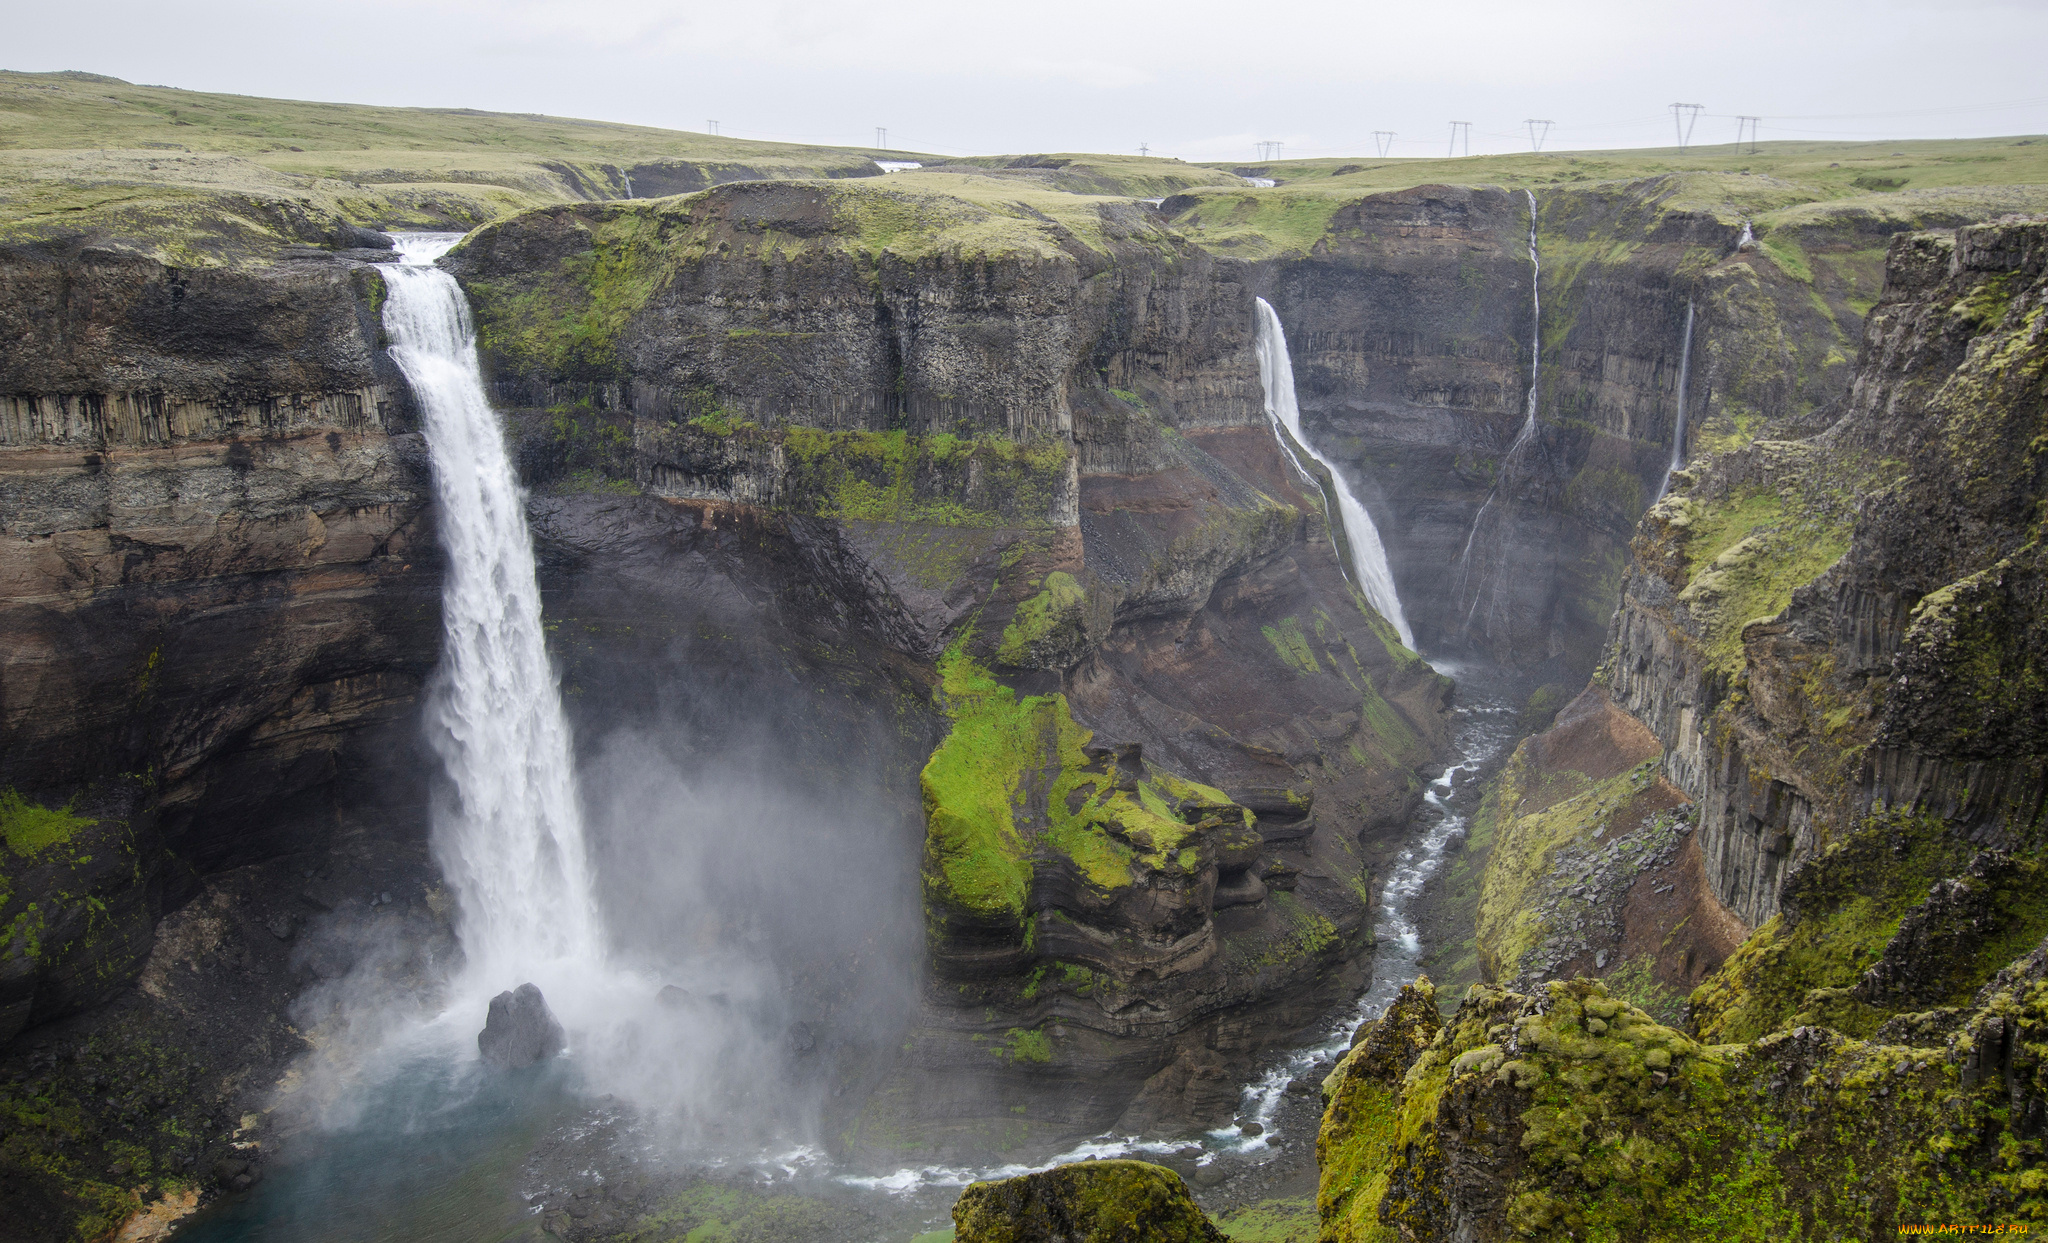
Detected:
left=1524, top=119, right=1554, bottom=152
left=1372, top=130, right=1395, bottom=158
left=1669, top=103, right=1703, bottom=151
left=1139, top=142, right=1149, bottom=157
left=707, top=120, right=719, bottom=136
left=1735, top=116, right=1760, bottom=154
left=875, top=127, right=888, bottom=150
left=1256, top=141, right=1283, bottom=162
left=1448, top=121, right=1471, bottom=157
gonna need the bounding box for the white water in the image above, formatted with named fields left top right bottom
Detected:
left=1253, top=298, right=1415, bottom=649
left=1653, top=301, right=1696, bottom=503
left=382, top=234, right=606, bottom=991
left=1509, top=188, right=1542, bottom=453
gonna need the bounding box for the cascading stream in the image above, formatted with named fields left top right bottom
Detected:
left=1509, top=188, right=1542, bottom=453
left=1253, top=298, right=1415, bottom=650
left=1654, top=300, right=1697, bottom=503
left=381, top=233, right=605, bottom=989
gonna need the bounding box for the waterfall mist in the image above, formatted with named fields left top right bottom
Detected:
left=1253, top=297, right=1415, bottom=650
left=265, top=235, right=921, bottom=1169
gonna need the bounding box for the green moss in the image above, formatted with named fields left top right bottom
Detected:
left=921, top=641, right=1245, bottom=939
left=1343, top=975, right=2048, bottom=1236
left=1260, top=616, right=1321, bottom=676
left=1, top=790, right=97, bottom=858
left=1600, top=954, right=1688, bottom=1027
left=1757, top=232, right=1814, bottom=284
left=953, top=1161, right=1223, bottom=1243
left=1166, top=188, right=1347, bottom=257
left=997, top=572, right=1086, bottom=666
left=1474, top=753, right=1662, bottom=982
left=1673, top=488, right=1851, bottom=674
left=782, top=428, right=1069, bottom=529
left=1690, top=811, right=2043, bottom=1044
left=618, top=1181, right=847, bottom=1242
left=1216, top=1197, right=1317, bottom=1242
left=1000, top=1027, right=1053, bottom=1064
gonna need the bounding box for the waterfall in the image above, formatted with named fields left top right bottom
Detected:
left=1253, top=298, right=1415, bottom=650
left=1653, top=300, right=1696, bottom=503
left=381, top=233, right=606, bottom=989
left=1449, top=190, right=1544, bottom=641
left=1509, top=188, right=1541, bottom=453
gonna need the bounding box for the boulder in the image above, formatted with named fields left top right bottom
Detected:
left=952, top=1160, right=1227, bottom=1243
left=477, top=983, right=566, bottom=1070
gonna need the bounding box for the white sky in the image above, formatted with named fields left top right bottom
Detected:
left=10, top=0, right=2048, bottom=161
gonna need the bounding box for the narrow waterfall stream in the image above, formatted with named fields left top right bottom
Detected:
left=1450, top=190, right=1544, bottom=638
left=1653, top=300, right=1696, bottom=503
left=1253, top=297, right=1414, bottom=649
left=1508, top=188, right=1542, bottom=453
left=383, top=232, right=607, bottom=991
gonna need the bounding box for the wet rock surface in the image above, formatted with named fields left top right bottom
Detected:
left=478, top=983, right=566, bottom=1071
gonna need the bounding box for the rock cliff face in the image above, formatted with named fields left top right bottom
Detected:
left=1257, top=177, right=1868, bottom=680
left=0, top=245, right=440, bottom=1044
left=1607, top=219, right=2048, bottom=930
left=1312, top=219, right=2048, bottom=1239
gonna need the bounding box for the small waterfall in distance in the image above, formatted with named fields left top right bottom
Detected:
left=381, top=233, right=606, bottom=992
left=1253, top=298, right=1415, bottom=650
left=1654, top=300, right=1697, bottom=503
left=1449, top=189, right=1544, bottom=640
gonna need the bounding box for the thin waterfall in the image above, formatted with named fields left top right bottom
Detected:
left=1509, top=188, right=1542, bottom=452
left=1253, top=298, right=1415, bottom=650
left=1654, top=300, right=1697, bottom=502
left=381, top=233, right=605, bottom=989
left=1449, top=190, right=1544, bottom=637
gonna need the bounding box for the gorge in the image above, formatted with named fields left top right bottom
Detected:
left=2, top=67, right=2047, bottom=1242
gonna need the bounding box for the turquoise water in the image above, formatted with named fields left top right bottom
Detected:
left=174, top=1059, right=576, bottom=1243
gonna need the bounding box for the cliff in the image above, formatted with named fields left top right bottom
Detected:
left=1313, top=218, right=2048, bottom=1238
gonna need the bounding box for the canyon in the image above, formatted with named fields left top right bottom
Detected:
left=2, top=68, right=2047, bottom=1242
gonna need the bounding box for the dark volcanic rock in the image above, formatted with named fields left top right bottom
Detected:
left=952, top=1160, right=1227, bottom=1243
left=478, top=983, right=566, bottom=1070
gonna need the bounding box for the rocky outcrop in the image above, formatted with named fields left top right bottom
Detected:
left=478, top=982, right=565, bottom=1069
left=1606, top=218, right=2048, bottom=929
left=1465, top=686, right=1744, bottom=1008
left=1316, top=971, right=2048, bottom=1240
left=952, top=1160, right=1227, bottom=1243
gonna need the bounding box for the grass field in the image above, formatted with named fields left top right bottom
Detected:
left=3, top=68, right=2044, bottom=266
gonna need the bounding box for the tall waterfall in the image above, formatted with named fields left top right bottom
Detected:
left=1509, top=188, right=1542, bottom=453
left=1654, top=300, right=1697, bottom=502
left=1253, top=298, right=1415, bottom=650
left=382, top=234, right=605, bottom=989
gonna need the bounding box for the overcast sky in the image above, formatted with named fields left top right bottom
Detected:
left=12, top=0, right=2048, bottom=161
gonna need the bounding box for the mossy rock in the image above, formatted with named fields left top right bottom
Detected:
left=952, top=1160, right=1227, bottom=1243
